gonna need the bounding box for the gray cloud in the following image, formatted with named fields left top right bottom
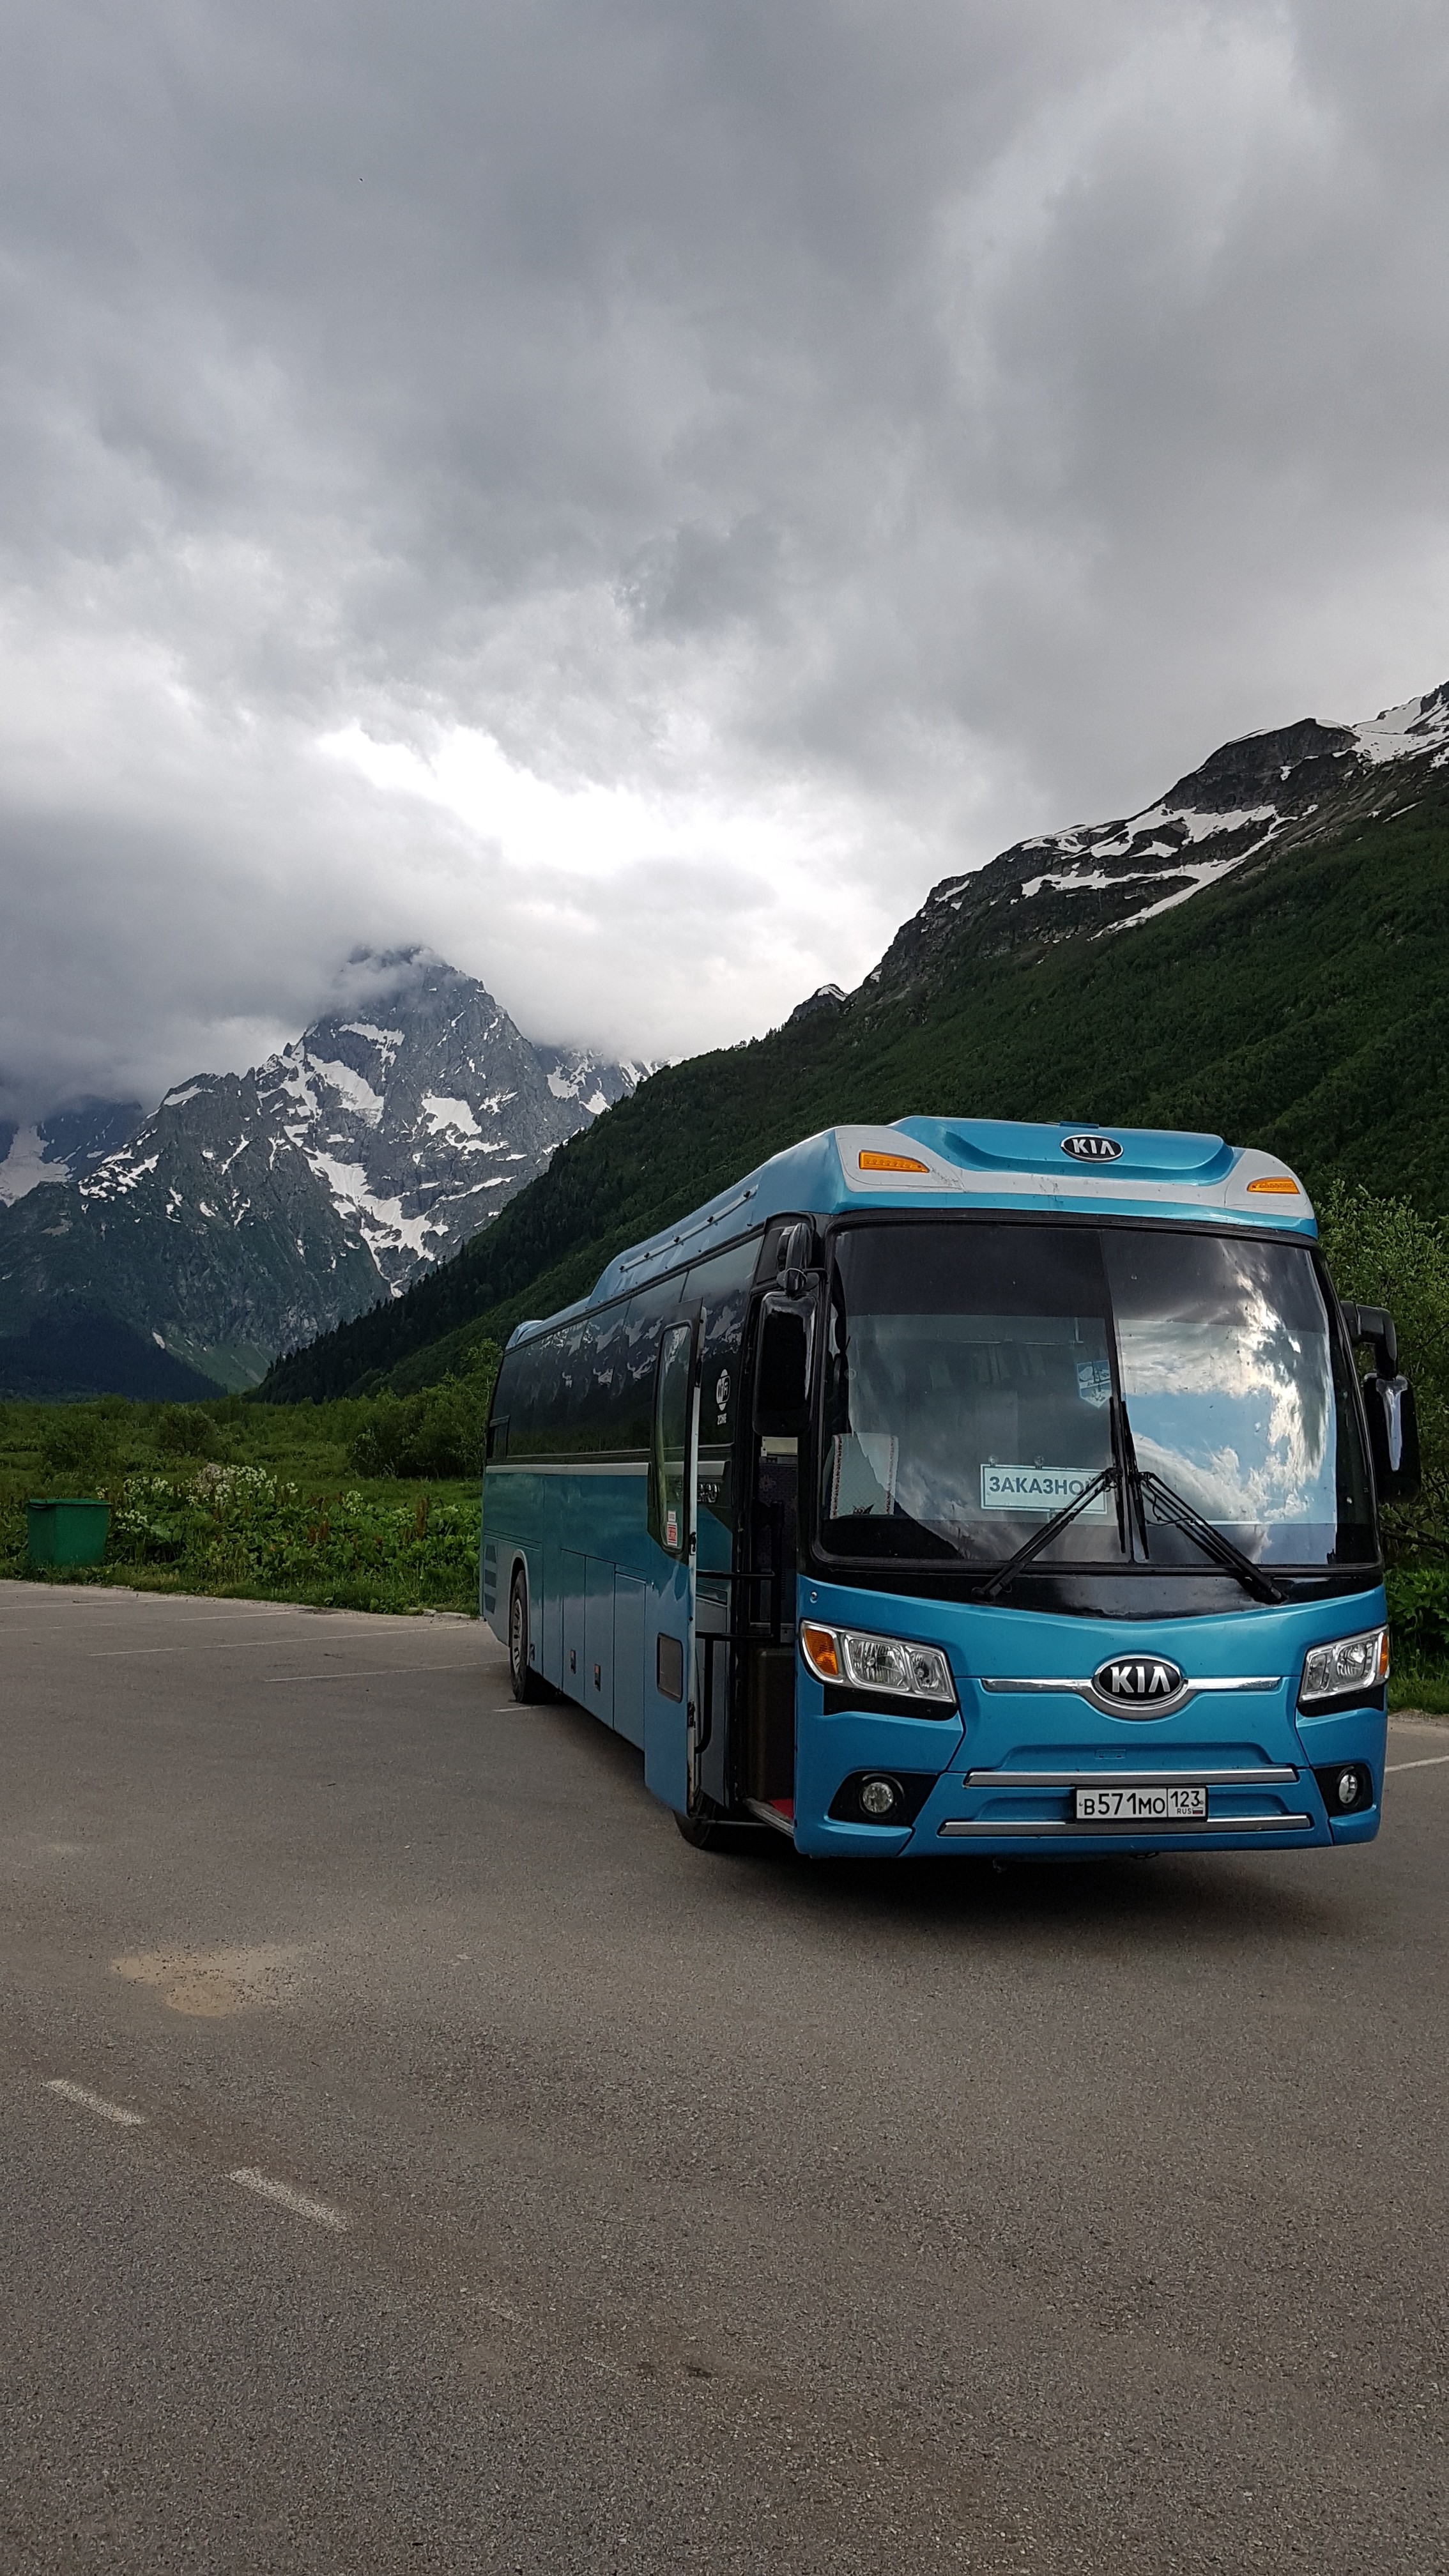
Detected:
left=1, top=0, right=1447, bottom=1112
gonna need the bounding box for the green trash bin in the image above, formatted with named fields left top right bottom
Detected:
left=27, top=1498, right=111, bottom=1569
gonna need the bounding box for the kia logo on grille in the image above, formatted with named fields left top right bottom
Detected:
left=1094, top=1655, right=1186, bottom=1709
left=1061, top=1133, right=1124, bottom=1162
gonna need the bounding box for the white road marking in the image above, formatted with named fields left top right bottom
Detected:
left=86, top=1646, right=187, bottom=1658
left=1385, top=1752, right=1449, bottom=1773
left=228, top=2168, right=349, bottom=2230
left=45, top=2078, right=146, bottom=2126
left=260, top=1664, right=480, bottom=1682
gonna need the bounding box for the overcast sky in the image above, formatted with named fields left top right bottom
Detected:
left=2, top=0, right=1447, bottom=1113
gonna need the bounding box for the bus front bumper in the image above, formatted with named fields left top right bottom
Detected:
left=792, top=1726, right=1386, bottom=1858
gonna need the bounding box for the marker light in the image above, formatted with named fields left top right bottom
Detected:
left=858, top=1150, right=931, bottom=1174
left=1298, top=1626, right=1390, bottom=1707
left=801, top=1621, right=955, bottom=1706
left=1246, top=1176, right=1300, bottom=1194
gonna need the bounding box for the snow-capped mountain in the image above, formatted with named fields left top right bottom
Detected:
left=0, top=1098, right=142, bottom=1206
left=0, top=954, right=648, bottom=1387
left=240, top=959, right=645, bottom=1290
left=868, top=681, right=1449, bottom=995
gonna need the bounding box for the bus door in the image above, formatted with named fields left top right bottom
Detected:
left=693, top=1368, right=737, bottom=1814
left=739, top=1433, right=797, bottom=1813
left=737, top=1276, right=813, bottom=1817
left=685, top=1239, right=764, bottom=1816
left=642, top=1313, right=699, bottom=1814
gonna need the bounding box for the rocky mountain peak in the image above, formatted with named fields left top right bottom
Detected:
left=864, top=679, right=1449, bottom=1002
left=0, top=955, right=648, bottom=1387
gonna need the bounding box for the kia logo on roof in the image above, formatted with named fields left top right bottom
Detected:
left=1061, top=1133, right=1124, bottom=1162
left=1093, top=1655, right=1186, bottom=1712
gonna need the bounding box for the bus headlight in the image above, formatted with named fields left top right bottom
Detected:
left=1298, top=1625, right=1390, bottom=1708
left=801, top=1621, right=956, bottom=1707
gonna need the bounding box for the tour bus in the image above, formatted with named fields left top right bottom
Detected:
left=479, top=1119, right=1417, bottom=1859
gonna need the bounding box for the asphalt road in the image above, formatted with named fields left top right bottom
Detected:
left=1, top=1579, right=1446, bottom=2576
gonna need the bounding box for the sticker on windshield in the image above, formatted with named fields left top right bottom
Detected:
left=980, top=1464, right=1112, bottom=1515
left=1075, top=1360, right=1112, bottom=1408
left=830, top=1432, right=900, bottom=1517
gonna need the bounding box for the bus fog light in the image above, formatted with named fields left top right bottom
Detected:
left=1313, top=1761, right=1373, bottom=1815
left=859, top=1776, right=901, bottom=1818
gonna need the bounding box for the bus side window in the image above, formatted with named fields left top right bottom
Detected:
left=619, top=1276, right=686, bottom=1451
left=686, top=1241, right=757, bottom=1442
left=650, top=1320, right=695, bottom=1558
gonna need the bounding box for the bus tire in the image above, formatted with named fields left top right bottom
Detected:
left=675, top=1801, right=724, bottom=1848
left=508, top=1570, right=548, bottom=1703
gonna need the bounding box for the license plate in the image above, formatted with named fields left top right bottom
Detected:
left=1074, top=1784, right=1208, bottom=1822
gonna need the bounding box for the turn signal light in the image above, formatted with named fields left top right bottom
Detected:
left=859, top=1149, right=931, bottom=1173
left=1246, top=1176, right=1300, bottom=1195
left=800, top=1621, right=842, bottom=1680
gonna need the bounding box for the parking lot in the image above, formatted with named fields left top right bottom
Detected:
left=1, top=1578, right=1446, bottom=2574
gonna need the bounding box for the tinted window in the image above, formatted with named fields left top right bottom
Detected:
left=651, top=1320, right=694, bottom=1556
left=617, top=1275, right=686, bottom=1449
left=687, top=1238, right=759, bottom=1547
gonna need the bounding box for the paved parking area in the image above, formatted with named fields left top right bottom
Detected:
left=1, top=1580, right=1446, bottom=2574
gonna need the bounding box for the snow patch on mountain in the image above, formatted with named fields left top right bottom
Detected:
left=0, top=1098, right=144, bottom=1204
left=303, top=1153, right=437, bottom=1261
left=420, top=1094, right=483, bottom=1138
left=309, top=1058, right=386, bottom=1126
left=1352, top=681, right=1449, bottom=767
left=0, top=1128, right=63, bottom=1206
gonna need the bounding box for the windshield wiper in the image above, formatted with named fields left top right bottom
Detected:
left=1116, top=1400, right=1284, bottom=1604
left=980, top=1466, right=1118, bottom=1600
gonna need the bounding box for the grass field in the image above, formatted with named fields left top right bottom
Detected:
left=0, top=1397, right=481, bottom=1614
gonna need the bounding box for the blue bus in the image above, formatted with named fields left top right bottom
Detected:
left=480, top=1119, right=1418, bottom=1859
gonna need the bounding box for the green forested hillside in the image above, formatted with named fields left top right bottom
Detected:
left=261, top=781, right=1449, bottom=1402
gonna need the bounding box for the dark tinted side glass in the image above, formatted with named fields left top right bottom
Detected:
left=617, top=1275, right=686, bottom=1450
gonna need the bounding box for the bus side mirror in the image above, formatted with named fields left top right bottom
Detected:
left=754, top=1295, right=813, bottom=1437
left=1341, top=1303, right=1420, bottom=1501
left=1364, top=1372, right=1420, bottom=1503
left=1342, top=1301, right=1398, bottom=1376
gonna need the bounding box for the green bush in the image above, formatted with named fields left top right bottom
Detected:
left=346, top=1344, right=499, bottom=1482
left=36, top=1409, right=122, bottom=1496
left=0, top=1466, right=480, bottom=1613
left=155, top=1404, right=225, bottom=1458
left=1385, top=1565, right=1449, bottom=1662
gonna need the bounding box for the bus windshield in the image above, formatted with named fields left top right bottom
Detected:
left=818, top=1221, right=1376, bottom=1572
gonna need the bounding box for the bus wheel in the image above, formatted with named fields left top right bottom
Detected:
left=508, top=1572, right=547, bottom=1703
left=675, top=1798, right=725, bottom=1849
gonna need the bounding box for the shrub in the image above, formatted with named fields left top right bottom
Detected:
left=1385, top=1565, right=1449, bottom=1663
left=155, top=1404, right=224, bottom=1458
left=345, top=1344, right=500, bottom=1482
left=37, top=1409, right=121, bottom=1496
